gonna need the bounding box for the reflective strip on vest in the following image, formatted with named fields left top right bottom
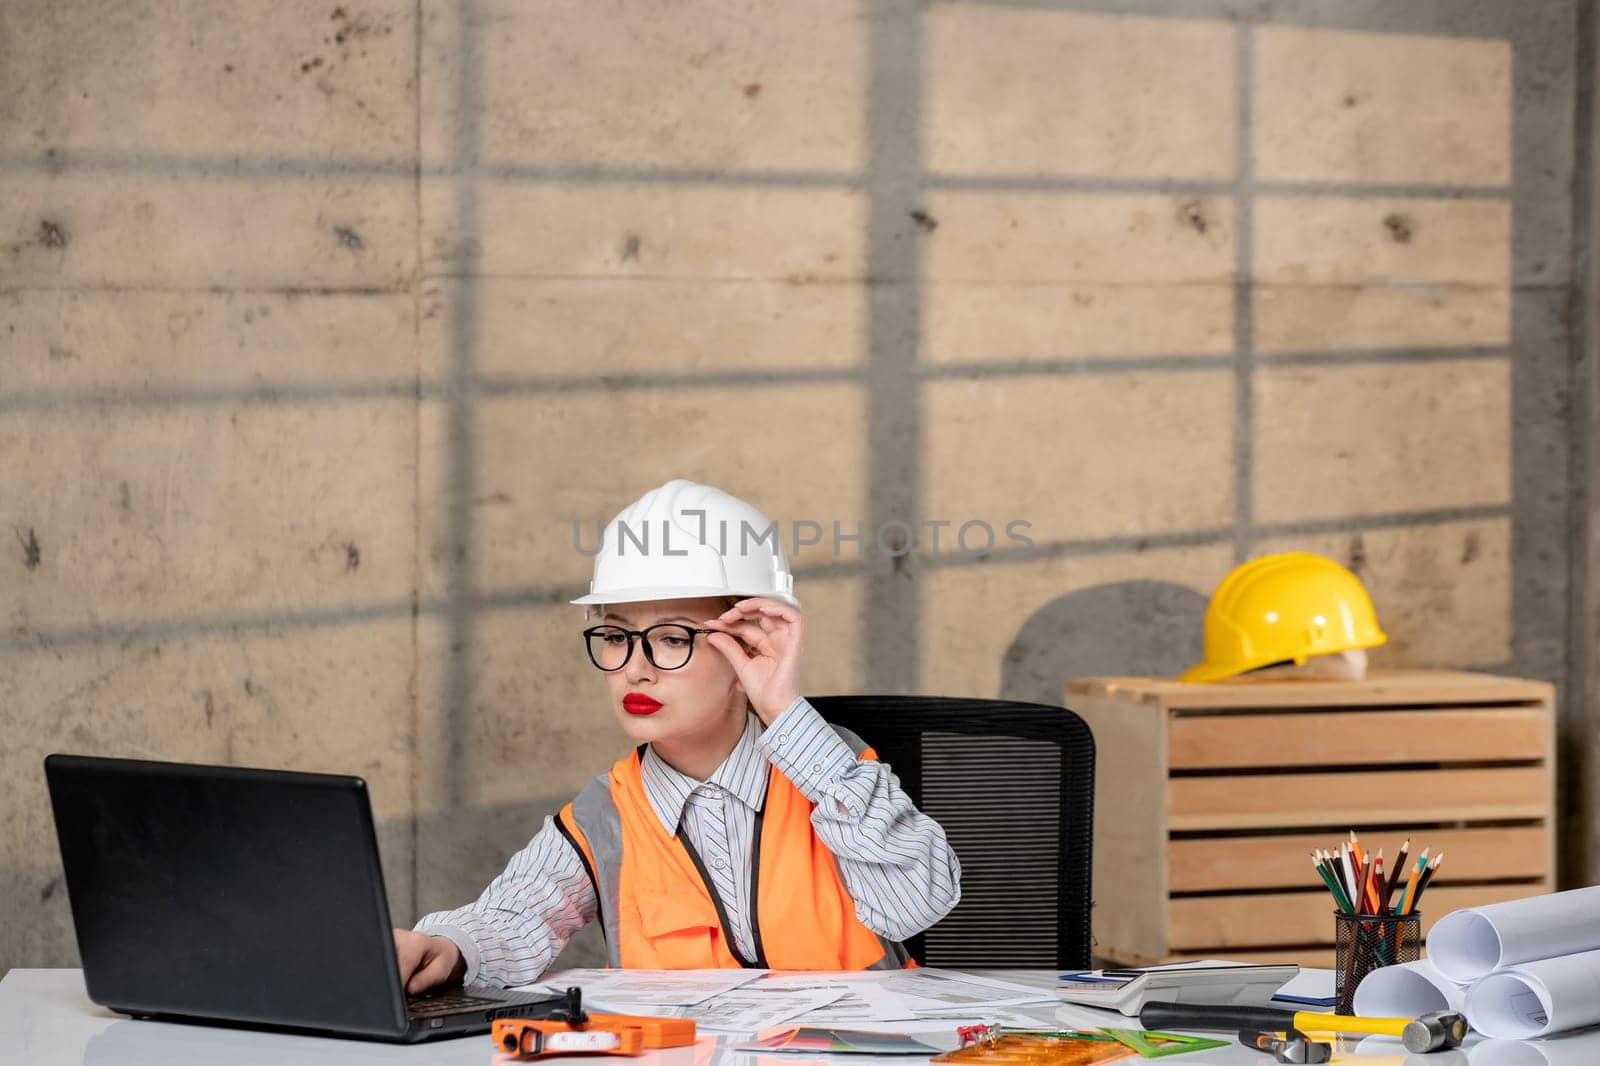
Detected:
left=557, top=724, right=910, bottom=970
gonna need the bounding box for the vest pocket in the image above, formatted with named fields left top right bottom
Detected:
left=634, top=884, right=718, bottom=935
left=628, top=884, right=723, bottom=964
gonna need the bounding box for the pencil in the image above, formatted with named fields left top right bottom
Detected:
left=1353, top=849, right=1372, bottom=915
left=1323, top=849, right=1343, bottom=892
left=1369, top=853, right=1385, bottom=915
left=1322, top=849, right=1355, bottom=912
left=1317, top=849, right=1344, bottom=909
left=1410, top=853, right=1445, bottom=913
left=1312, top=852, right=1353, bottom=913
left=1399, top=846, right=1431, bottom=915
left=1384, top=838, right=1411, bottom=910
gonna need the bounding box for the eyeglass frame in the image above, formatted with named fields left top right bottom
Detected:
left=581, top=623, right=720, bottom=672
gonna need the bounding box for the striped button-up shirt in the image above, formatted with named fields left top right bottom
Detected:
left=414, top=696, right=961, bottom=986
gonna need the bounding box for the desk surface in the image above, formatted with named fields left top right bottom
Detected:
left=0, top=968, right=1580, bottom=1066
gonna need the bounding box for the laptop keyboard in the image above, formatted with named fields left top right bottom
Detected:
left=407, top=991, right=502, bottom=1017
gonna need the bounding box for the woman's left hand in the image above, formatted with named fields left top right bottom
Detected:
left=700, top=598, right=804, bottom=724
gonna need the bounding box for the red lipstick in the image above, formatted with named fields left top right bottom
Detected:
left=622, top=693, right=662, bottom=716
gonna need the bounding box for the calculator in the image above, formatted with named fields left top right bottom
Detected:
left=1056, top=964, right=1301, bottom=1016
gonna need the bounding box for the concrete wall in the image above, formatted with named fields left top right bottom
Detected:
left=1, top=0, right=1593, bottom=970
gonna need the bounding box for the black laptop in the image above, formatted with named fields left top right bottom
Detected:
left=44, top=753, right=565, bottom=1042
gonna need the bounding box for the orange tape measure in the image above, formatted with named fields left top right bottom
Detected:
left=493, top=1018, right=645, bottom=1057
left=491, top=987, right=696, bottom=1059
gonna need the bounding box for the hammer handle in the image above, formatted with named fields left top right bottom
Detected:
left=1138, top=1003, right=1295, bottom=1032
left=1291, top=1013, right=1405, bottom=1038
left=1138, top=1002, right=1408, bottom=1039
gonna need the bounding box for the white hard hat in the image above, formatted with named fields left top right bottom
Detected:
left=571, top=479, right=800, bottom=608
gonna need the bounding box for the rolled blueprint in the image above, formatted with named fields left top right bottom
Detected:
left=1463, top=949, right=1600, bottom=1040
left=1426, top=887, right=1600, bottom=982
left=1352, top=958, right=1467, bottom=1018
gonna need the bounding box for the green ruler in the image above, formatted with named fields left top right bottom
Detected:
left=1099, top=1029, right=1231, bottom=1058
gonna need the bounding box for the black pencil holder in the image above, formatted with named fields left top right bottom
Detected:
left=1334, top=911, right=1421, bottom=1015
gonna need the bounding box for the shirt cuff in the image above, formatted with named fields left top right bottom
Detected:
left=413, top=918, right=483, bottom=987
left=757, top=696, right=861, bottom=805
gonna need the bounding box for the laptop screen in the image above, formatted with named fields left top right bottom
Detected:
left=45, top=754, right=410, bottom=1038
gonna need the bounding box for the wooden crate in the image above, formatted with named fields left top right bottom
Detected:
left=1066, top=670, right=1556, bottom=967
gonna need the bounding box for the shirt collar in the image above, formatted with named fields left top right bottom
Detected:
left=639, top=713, right=769, bottom=835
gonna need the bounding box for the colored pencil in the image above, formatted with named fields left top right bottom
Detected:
left=1315, top=849, right=1333, bottom=889
left=1307, top=834, right=1452, bottom=927
left=1399, top=846, right=1431, bottom=915
left=1324, top=849, right=1355, bottom=912
left=1354, top=849, right=1373, bottom=914
left=1384, top=838, right=1411, bottom=910
left=1312, top=852, right=1353, bottom=913
left=1410, top=853, right=1445, bottom=914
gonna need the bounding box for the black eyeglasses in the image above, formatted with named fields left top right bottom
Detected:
left=582, top=623, right=717, bottom=672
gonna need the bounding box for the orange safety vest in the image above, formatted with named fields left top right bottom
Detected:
left=556, top=731, right=912, bottom=971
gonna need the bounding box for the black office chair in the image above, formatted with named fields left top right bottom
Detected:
left=808, top=695, right=1095, bottom=970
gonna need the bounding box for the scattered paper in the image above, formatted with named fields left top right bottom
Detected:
left=875, top=969, right=1058, bottom=1013
left=740, top=1026, right=949, bottom=1055
left=668, top=987, right=845, bottom=1033
left=787, top=983, right=915, bottom=1025
left=521, top=966, right=1059, bottom=1038
left=913, top=1006, right=1063, bottom=1028
left=516, top=968, right=761, bottom=1008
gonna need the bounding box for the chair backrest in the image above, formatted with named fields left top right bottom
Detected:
left=808, top=695, right=1095, bottom=970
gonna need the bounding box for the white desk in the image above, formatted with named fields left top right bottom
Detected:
left=3, top=968, right=1591, bottom=1066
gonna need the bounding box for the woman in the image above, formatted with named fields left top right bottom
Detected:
left=394, top=479, right=960, bottom=989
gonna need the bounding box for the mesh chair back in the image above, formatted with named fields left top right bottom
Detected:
left=808, top=695, right=1095, bottom=970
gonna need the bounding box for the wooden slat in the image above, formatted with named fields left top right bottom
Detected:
left=1168, top=884, right=1538, bottom=950
left=1068, top=670, right=1554, bottom=709
left=1169, top=825, right=1550, bottom=892
left=1169, top=708, right=1546, bottom=769
left=1169, top=767, right=1547, bottom=831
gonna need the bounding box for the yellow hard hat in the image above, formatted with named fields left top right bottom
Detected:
left=1180, top=552, right=1387, bottom=683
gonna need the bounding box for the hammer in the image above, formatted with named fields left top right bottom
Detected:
left=1139, top=1002, right=1468, bottom=1053
left=1240, top=1028, right=1332, bottom=1064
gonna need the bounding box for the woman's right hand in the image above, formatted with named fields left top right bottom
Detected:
left=393, top=929, right=466, bottom=995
